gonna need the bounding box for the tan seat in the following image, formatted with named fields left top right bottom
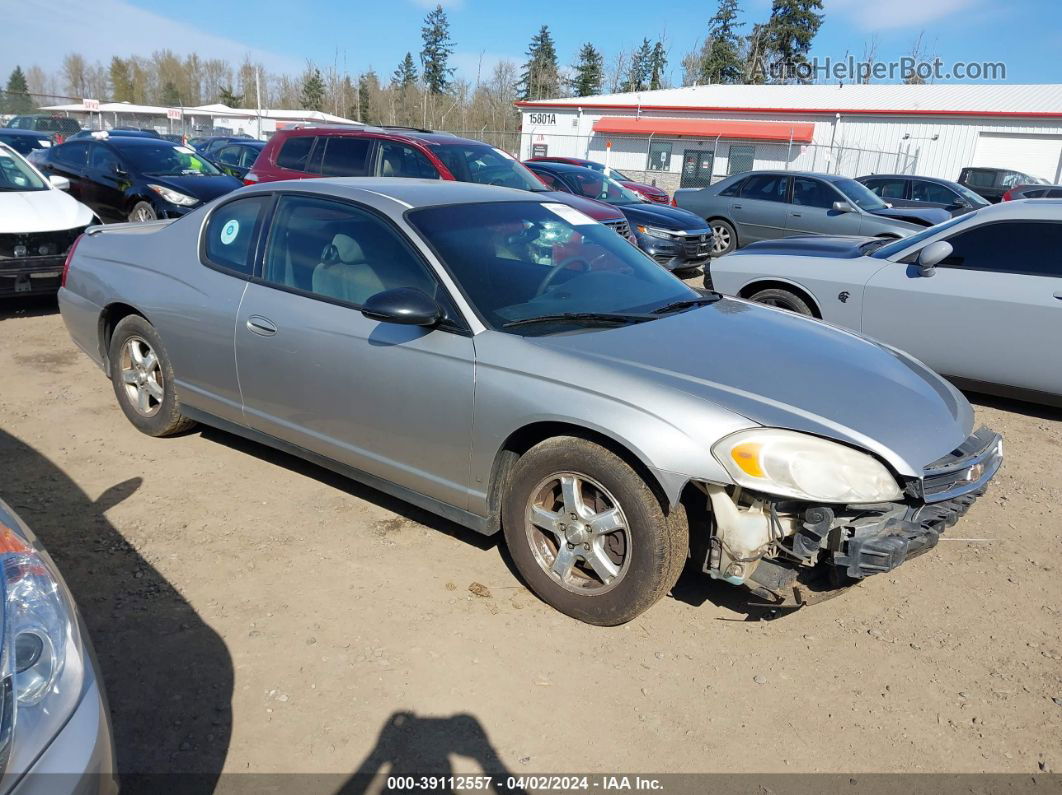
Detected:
left=311, top=234, right=385, bottom=305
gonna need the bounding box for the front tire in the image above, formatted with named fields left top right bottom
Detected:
left=108, top=315, right=196, bottom=437
left=128, top=201, right=157, bottom=223
left=748, top=287, right=814, bottom=316
left=502, top=437, right=687, bottom=625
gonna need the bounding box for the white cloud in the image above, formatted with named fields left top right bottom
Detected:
left=826, top=0, right=981, bottom=31
left=3, top=0, right=304, bottom=79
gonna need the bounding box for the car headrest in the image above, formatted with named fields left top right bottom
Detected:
left=320, top=233, right=364, bottom=265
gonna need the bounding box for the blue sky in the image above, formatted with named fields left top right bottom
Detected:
left=6, top=0, right=1061, bottom=86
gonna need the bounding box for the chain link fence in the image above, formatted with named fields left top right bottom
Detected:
left=443, top=130, right=918, bottom=194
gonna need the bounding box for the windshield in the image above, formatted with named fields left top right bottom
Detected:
left=430, top=143, right=546, bottom=191
left=559, top=171, right=645, bottom=206
left=834, top=178, right=888, bottom=211
left=954, top=183, right=990, bottom=206
left=870, top=212, right=973, bottom=259
left=407, top=201, right=699, bottom=333
left=583, top=161, right=633, bottom=181
left=118, top=143, right=223, bottom=177
left=0, top=147, right=47, bottom=191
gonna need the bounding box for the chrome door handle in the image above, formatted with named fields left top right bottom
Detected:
left=246, top=315, right=277, bottom=336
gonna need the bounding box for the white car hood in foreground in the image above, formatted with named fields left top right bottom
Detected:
left=0, top=188, right=95, bottom=234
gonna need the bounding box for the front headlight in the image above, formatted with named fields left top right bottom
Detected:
left=147, top=184, right=199, bottom=206
left=0, top=519, right=85, bottom=774
left=712, top=429, right=903, bottom=503
left=635, top=224, right=677, bottom=241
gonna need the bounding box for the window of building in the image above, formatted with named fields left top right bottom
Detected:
left=648, top=141, right=672, bottom=171
left=727, top=145, right=756, bottom=175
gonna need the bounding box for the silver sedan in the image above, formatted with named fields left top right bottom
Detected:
left=59, top=178, right=1001, bottom=624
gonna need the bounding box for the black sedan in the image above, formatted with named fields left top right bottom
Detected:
left=37, top=134, right=242, bottom=223
left=525, top=160, right=712, bottom=272
left=857, top=173, right=990, bottom=216
left=0, top=128, right=53, bottom=158
left=210, top=140, right=265, bottom=180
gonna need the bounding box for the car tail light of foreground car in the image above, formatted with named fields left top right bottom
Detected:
left=61, top=233, right=84, bottom=288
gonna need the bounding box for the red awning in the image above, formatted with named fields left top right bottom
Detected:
left=591, top=116, right=815, bottom=143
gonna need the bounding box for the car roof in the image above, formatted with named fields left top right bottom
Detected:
left=240, top=176, right=543, bottom=209
left=525, top=160, right=596, bottom=173
left=728, top=169, right=855, bottom=182
left=101, top=136, right=188, bottom=148
left=859, top=173, right=956, bottom=184
left=0, top=128, right=44, bottom=138
left=966, top=198, right=1062, bottom=220
left=272, top=125, right=477, bottom=148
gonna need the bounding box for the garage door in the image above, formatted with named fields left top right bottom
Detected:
left=974, top=133, right=1062, bottom=182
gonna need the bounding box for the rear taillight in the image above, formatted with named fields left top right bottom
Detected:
left=1001, top=189, right=1013, bottom=201
left=670, top=196, right=677, bottom=207
left=61, top=234, right=83, bottom=288
left=243, top=172, right=259, bottom=185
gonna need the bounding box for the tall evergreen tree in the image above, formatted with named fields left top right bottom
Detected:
left=391, top=52, right=418, bottom=89
left=648, top=41, right=668, bottom=90
left=700, top=0, right=745, bottom=84
left=217, top=85, right=243, bottom=106
left=520, top=25, right=560, bottom=101
left=109, top=57, right=134, bottom=102
left=765, top=0, right=824, bottom=82
left=160, top=80, right=181, bottom=106
left=420, top=4, right=454, bottom=95
left=358, top=70, right=380, bottom=123
left=3, top=66, right=32, bottom=114
left=623, top=38, right=654, bottom=92
left=300, top=67, right=325, bottom=110
left=570, top=43, right=604, bottom=97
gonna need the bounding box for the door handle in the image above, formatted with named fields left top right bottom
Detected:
left=791, top=212, right=802, bottom=217
left=1054, top=291, right=1062, bottom=301
left=246, top=315, right=277, bottom=336
left=733, top=204, right=743, bottom=209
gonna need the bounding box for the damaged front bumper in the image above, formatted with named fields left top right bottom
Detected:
left=697, top=426, right=1003, bottom=607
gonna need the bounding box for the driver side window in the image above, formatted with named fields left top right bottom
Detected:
left=262, top=195, right=439, bottom=306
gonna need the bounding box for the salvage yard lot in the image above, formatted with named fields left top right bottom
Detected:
left=1, top=298, right=1060, bottom=779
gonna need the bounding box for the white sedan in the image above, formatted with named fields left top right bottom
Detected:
left=1, top=142, right=97, bottom=297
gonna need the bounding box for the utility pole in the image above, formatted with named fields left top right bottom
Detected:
left=255, top=67, right=262, bottom=141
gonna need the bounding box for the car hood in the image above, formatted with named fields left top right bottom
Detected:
left=526, top=299, right=972, bottom=475
left=869, top=206, right=950, bottom=227
left=619, top=202, right=710, bottom=231
left=0, top=188, right=95, bottom=233
left=622, top=180, right=668, bottom=198
left=540, top=190, right=624, bottom=222
left=142, top=174, right=242, bottom=203
left=735, top=235, right=873, bottom=258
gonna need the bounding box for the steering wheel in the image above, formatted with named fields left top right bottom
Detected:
left=536, top=254, right=600, bottom=296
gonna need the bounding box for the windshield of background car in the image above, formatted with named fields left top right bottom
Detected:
left=429, top=143, right=545, bottom=191
left=407, top=201, right=698, bottom=332
left=954, top=183, right=990, bottom=206
left=0, top=148, right=47, bottom=191
left=560, top=171, right=644, bottom=206
left=834, top=177, right=888, bottom=210
left=870, top=212, right=973, bottom=259
left=117, top=143, right=223, bottom=177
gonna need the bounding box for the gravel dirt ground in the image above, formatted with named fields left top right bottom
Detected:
left=1, top=296, right=1060, bottom=785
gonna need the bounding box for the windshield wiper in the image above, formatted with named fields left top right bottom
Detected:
left=650, top=294, right=722, bottom=314
left=502, top=312, right=655, bottom=329
left=860, top=238, right=891, bottom=253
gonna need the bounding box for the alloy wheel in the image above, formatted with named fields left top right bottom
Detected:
left=711, top=224, right=731, bottom=254
left=524, top=472, right=631, bottom=595
left=119, top=336, right=164, bottom=417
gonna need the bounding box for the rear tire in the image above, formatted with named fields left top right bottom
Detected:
left=502, top=436, right=687, bottom=625
left=709, top=219, right=737, bottom=256
left=108, top=315, right=196, bottom=437
left=748, top=287, right=814, bottom=317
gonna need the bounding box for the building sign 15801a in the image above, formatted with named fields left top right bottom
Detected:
left=528, top=113, right=557, bottom=126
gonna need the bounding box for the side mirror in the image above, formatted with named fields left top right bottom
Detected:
left=946, top=200, right=968, bottom=211
left=48, top=175, right=70, bottom=191
left=883, top=201, right=893, bottom=208
left=832, top=200, right=855, bottom=213
left=916, top=240, right=953, bottom=277
left=361, top=288, right=442, bottom=327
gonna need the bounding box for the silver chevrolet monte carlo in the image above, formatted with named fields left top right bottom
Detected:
left=58, top=178, right=1002, bottom=625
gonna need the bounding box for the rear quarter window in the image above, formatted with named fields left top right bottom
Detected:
left=202, top=196, right=270, bottom=276
left=276, top=136, right=315, bottom=171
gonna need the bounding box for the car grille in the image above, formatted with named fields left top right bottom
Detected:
left=679, top=231, right=713, bottom=260
left=915, top=426, right=1003, bottom=503
left=603, top=219, right=631, bottom=238
left=0, top=226, right=85, bottom=262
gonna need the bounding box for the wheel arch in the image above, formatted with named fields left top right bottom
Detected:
left=737, top=278, right=822, bottom=319
left=98, top=302, right=151, bottom=374
left=485, top=421, right=681, bottom=536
